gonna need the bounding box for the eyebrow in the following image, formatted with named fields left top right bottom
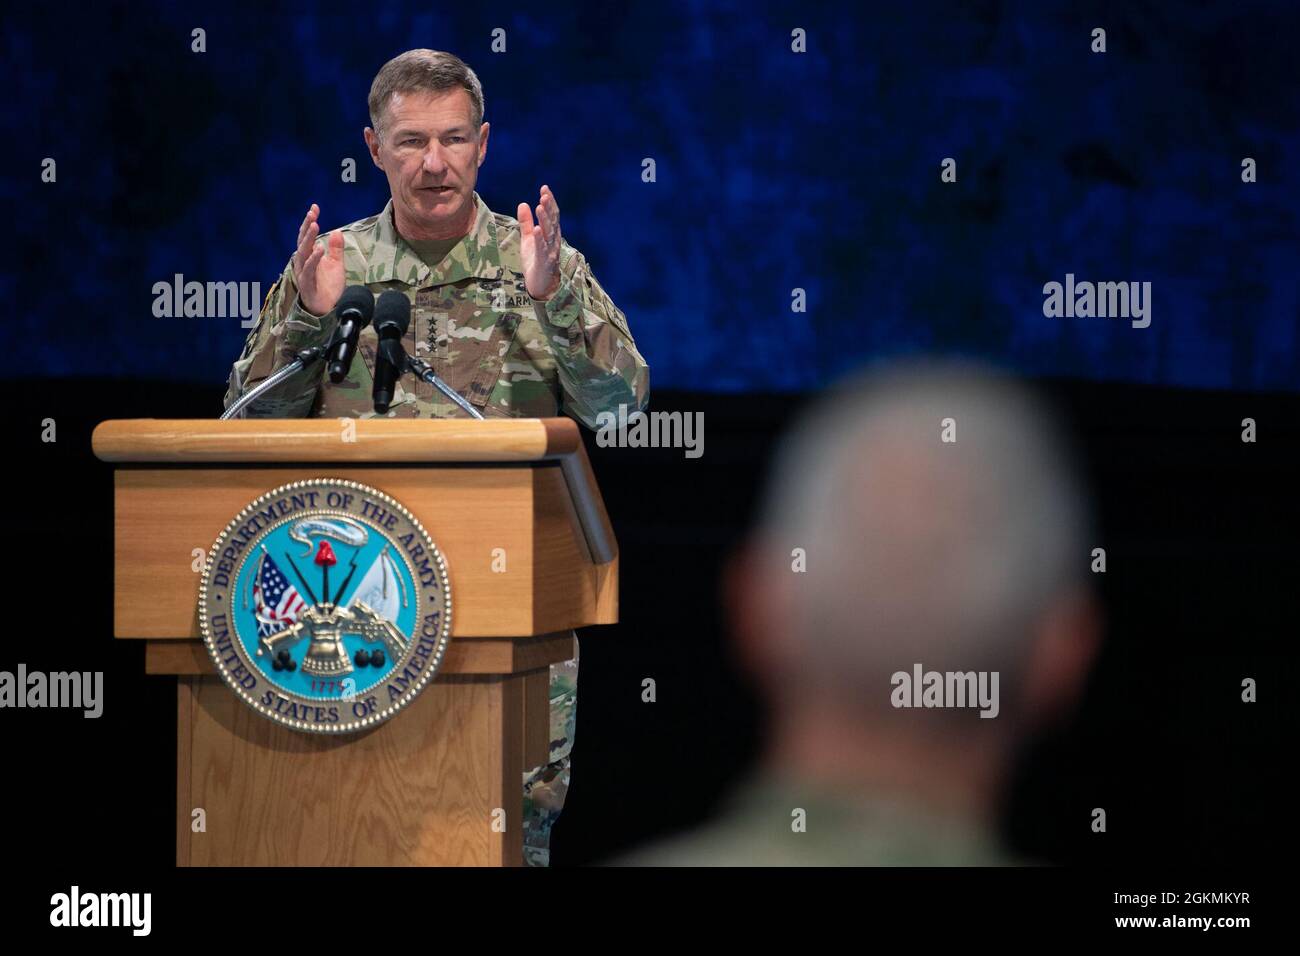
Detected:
left=391, top=126, right=470, bottom=138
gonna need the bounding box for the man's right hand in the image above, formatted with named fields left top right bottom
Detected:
left=293, top=204, right=346, bottom=317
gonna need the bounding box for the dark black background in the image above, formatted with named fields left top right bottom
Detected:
left=4, top=376, right=1292, bottom=872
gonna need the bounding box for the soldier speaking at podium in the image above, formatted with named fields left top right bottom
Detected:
left=223, top=48, right=650, bottom=866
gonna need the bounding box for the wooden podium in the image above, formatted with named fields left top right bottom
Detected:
left=92, top=418, right=618, bottom=866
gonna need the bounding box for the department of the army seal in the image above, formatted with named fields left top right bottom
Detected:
left=198, top=478, right=452, bottom=734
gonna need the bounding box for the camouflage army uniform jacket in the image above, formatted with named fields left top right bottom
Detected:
left=223, top=190, right=649, bottom=425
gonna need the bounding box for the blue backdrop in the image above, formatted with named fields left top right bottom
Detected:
left=6, top=0, right=1297, bottom=392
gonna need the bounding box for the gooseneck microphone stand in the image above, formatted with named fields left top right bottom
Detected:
left=405, top=355, right=486, bottom=420
left=375, top=335, right=486, bottom=420
left=224, top=338, right=486, bottom=421
left=220, top=341, right=336, bottom=420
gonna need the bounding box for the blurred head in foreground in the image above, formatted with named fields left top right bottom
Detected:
left=622, top=361, right=1102, bottom=865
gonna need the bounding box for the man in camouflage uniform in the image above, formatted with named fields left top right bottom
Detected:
left=223, top=49, right=649, bottom=867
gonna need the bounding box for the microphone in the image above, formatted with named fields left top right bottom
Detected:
left=327, top=285, right=375, bottom=384
left=371, top=291, right=411, bottom=414
left=365, top=289, right=484, bottom=419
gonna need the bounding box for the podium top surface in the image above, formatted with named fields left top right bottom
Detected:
left=93, top=417, right=616, bottom=566
left=92, top=417, right=581, bottom=463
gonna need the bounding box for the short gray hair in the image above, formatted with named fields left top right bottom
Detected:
left=368, top=49, right=485, bottom=139
left=755, top=360, right=1092, bottom=697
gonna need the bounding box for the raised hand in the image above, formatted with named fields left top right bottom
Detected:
left=292, top=204, right=346, bottom=317
left=518, top=185, right=562, bottom=301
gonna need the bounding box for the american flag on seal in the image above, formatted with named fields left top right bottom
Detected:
left=253, top=554, right=307, bottom=637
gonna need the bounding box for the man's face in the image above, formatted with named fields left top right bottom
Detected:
left=364, top=88, right=489, bottom=239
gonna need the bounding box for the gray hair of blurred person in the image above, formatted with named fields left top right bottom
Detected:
left=368, top=49, right=486, bottom=141
left=750, top=361, right=1094, bottom=718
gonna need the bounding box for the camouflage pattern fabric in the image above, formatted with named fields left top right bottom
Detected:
left=223, top=191, right=649, bottom=427
left=614, top=769, right=1026, bottom=866
left=522, top=640, right=579, bottom=868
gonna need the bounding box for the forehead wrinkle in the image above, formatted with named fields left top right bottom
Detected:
left=385, top=90, right=473, bottom=127
left=389, top=123, right=466, bottom=138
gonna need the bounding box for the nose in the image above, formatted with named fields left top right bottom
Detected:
left=422, top=143, right=449, bottom=175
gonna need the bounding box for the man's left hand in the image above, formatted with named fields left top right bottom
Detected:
left=519, top=185, right=562, bottom=301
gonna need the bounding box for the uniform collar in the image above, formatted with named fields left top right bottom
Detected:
left=367, top=190, right=502, bottom=286
left=728, top=767, right=1014, bottom=864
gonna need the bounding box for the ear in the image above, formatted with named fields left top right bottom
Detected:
left=477, top=122, right=490, bottom=168
left=1018, top=587, right=1103, bottom=729
left=723, top=539, right=793, bottom=686
left=363, top=127, right=383, bottom=170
